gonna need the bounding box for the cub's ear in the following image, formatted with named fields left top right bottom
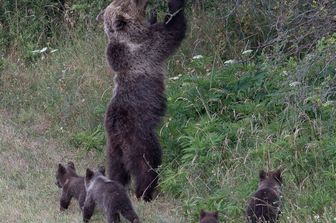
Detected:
left=98, top=166, right=106, bottom=176
left=86, top=168, right=94, bottom=180
left=58, top=164, right=66, bottom=174
left=67, top=161, right=76, bottom=170
left=132, top=0, right=148, bottom=10
left=273, top=169, right=282, bottom=184
left=96, top=9, right=105, bottom=22
left=200, top=210, right=206, bottom=219
left=259, top=170, right=266, bottom=180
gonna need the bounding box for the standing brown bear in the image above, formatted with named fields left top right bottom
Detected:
left=97, top=0, right=187, bottom=201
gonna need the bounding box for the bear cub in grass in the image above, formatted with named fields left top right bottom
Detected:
left=83, top=168, right=139, bottom=223
left=55, top=162, right=86, bottom=210
left=200, top=210, right=219, bottom=223
left=97, top=0, right=187, bottom=201
left=246, top=169, right=282, bottom=223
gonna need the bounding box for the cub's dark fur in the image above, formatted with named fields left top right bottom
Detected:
left=83, top=168, right=139, bottom=223
left=246, top=169, right=283, bottom=223
left=97, top=0, right=187, bottom=201
left=200, top=210, right=219, bottom=223
left=55, top=162, right=86, bottom=210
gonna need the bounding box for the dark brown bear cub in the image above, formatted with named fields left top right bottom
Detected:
left=55, top=162, right=86, bottom=211
left=246, top=169, right=282, bottom=223
left=200, top=210, right=219, bottom=223
left=83, top=168, right=139, bottom=223
left=97, top=0, right=187, bottom=201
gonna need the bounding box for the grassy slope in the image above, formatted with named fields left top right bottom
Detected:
left=0, top=16, right=336, bottom=223
left=162, top=56, right=336, bottom=222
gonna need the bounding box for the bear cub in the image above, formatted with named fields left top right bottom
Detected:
left=200, top=210, right=219, bottom=223
left=83, top=168, right=139, bottom=223
left=246, top=169, right=283, bottom=223
left=55, top=161, right=86, bottom=211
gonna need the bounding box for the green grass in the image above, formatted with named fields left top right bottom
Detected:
left=160, top=38, right=336, bottom=222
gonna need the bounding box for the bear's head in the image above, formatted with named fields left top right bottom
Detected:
left=84, top=167, right=106, bottom=190
left=55, top=162, right=78, bottom=188
left=258, top=169, right=282, bottom=191
left=199, top=210, right=219, bottom=223
left=97, top=0, right=150, bottom=44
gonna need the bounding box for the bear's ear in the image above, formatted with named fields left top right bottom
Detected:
left=58, top=164, right=66, bottom=174
left=273, top=169, right=282, bottom=184
left=67, top=161, right=76, bottom=171
left=98, top=166, right=106, bottom=176
left=259, top=170, right=266, bottom=180
left=86, top=168, right=94, bottom=180
left=96, top=9, right=105, bottom=22
left=200, top=210, right=206, bottom=219
left=132, top=0, right=148, bottom=10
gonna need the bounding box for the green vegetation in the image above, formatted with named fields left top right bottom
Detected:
left=0, top=0, right=336, bottom=222
left=161, top=36, right=336, bottom=221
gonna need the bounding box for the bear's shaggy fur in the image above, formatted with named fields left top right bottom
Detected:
left=199, top=210, right=219, bottom=223
left=98, top=0, right=187, bottom=201
left=246, top=169, right=283, bottom=223
left=55, top=162, right=86, bottom=211
left=83, top=168, right=139, bottom=223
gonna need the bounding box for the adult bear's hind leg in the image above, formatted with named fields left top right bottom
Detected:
left=135, top=167, right=158, bottom=202
left=126, top=131, right=161, bottom=202
left=107, top=143, right=130, bottom=186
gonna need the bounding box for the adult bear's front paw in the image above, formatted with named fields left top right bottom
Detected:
left=168, top=0, right=185, bottom=14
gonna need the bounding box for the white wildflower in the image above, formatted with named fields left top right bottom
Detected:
left=242, top=49, right=253, bottom=55
left=169, top=74, right=182, bottom=81
left=314, top=215, right=320, bottom=220
left=192, top=55, right=203, bottom=60
left=32, top=47, right=48, bottom=54
left=40, top=47, right=48, bottom=53
left=169, top=76, right=179, bottom=80
left=224, top=59, right=238, bottom=64
left=289, top=81, right=301, bottom=87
